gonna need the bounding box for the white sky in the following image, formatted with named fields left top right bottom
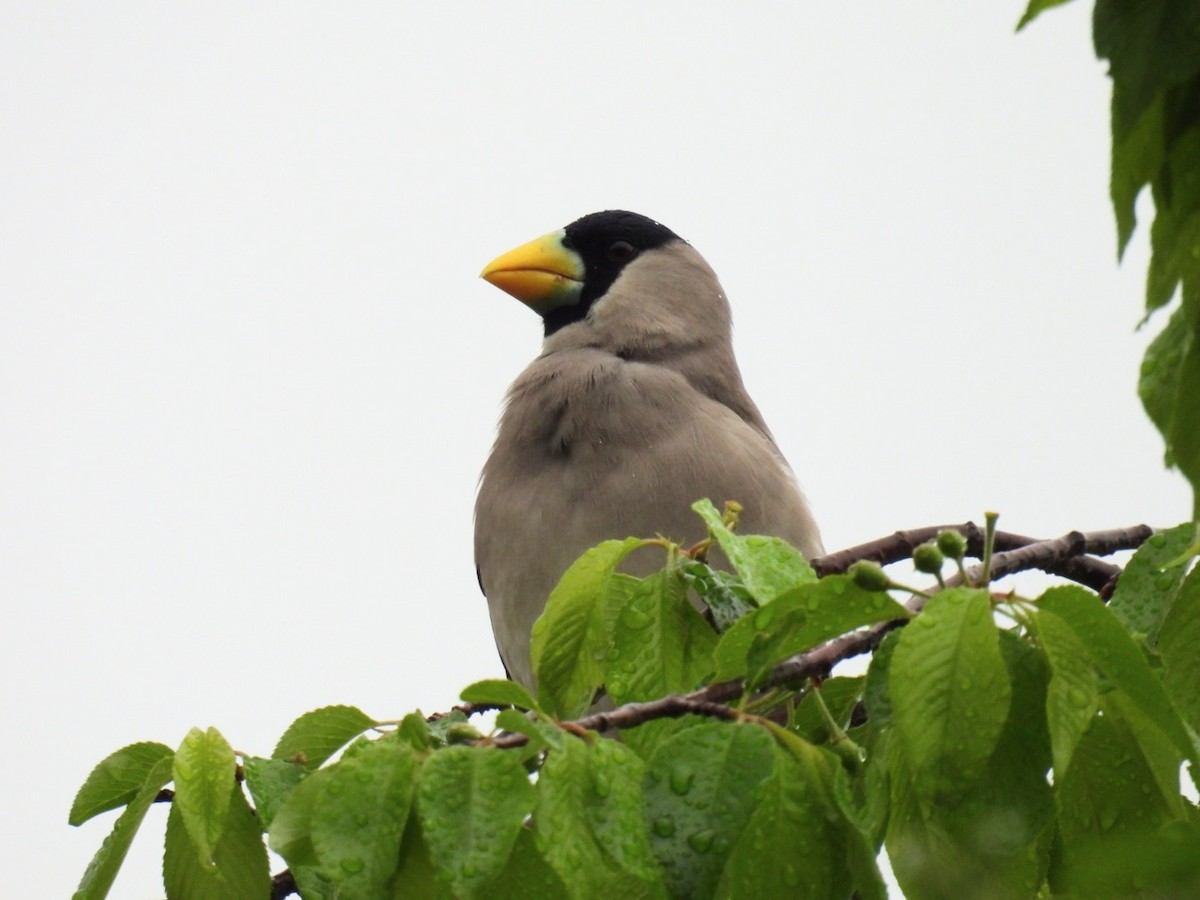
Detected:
left=2, top=3, right=1189, bottom=896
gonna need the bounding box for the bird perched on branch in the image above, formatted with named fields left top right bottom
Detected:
left=475, top=210, right=822, bottom=690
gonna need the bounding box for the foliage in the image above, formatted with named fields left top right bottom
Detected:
left=1021, top=0, right=1200, bottom=517
left=69, top=6, right=1200, bottom=898
left=69, top=508, right=1200, bottom=899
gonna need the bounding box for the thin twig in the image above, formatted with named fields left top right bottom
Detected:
left=811, top=523, right=1142, bottom=593
left=772, top=525, right=1152, bottom=682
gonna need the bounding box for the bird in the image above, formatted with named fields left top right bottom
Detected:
left=475, top=210, right=822, bottom=691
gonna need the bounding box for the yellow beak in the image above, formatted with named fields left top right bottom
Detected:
left=480, top=230, right=585, bottom=313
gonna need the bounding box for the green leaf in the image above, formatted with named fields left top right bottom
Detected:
left=396, top=711, right=433, bottom=751
left=606, top=566, right=716, bottom=709
left=1090, top=0, right=1200, bottom=509
left=69, top=741, right=173, bottom=826
left=769, top=725, right=888, bottom=899
left=272, top=705, right=376, bottom=769
left=692, top=498, right=817, bottom=603
left=1109, top=522, right=1197, bottom=641
left=396, top=825, right=567, bottom=899
left=1038, top=585, right=1196, bottom=766
left=717, top=739, right=840, bottom=898
left=1163, top=307, right=1200, bottom=512
left=460, top=678, right=541, bottom=713
left=1093, top=0, right=1200, bottom=139
left=1145, top=125, right=1200, bottom=306
left=1141, top=310, right=1191, bottom=466
left=854, top=726, right=891, bottom=850
left=889, top=587, right=1012, bottom=805
left=1145, top=207, right=1200, bottom=313
left=790, top=676, right=865, bottom=745
left=1146, top=216, right=1189, bottom=313
left=887, top=632, right=1054, bottom=898
left=1092, top=0, right=1200, bottom=511
left=417, top=745, right=534, bottom=897
left=269, top=737, right=405, bottom=900
left=267, top=767, right=329, bottom=889
left=1109, top=81, right=1165, bottom=255
left=714, top=575, right=907, bottom=683
left=1146, top=166, right=1200, bottom=509
left=72, top=754, right=173, bottom=900
left=1036, top=608, right=1100, bottom=780
left=588, top=739, right=662, bottom=882
left=1015, top=0, right=1075, bottom=32
left=1160, top=562, right=1200, bottom=734
left=242, top=757, right=307, bottom=830
left=1050, top=698, right=1200, bottom=896
left=494, top=708, right=563, bottom=753
left=863, top=629, right=901, bottom=730
left=1105, top=688, right=1188, bottom=818
left=748, top=577, right=907, bottom=685
left=163, top=784, right=270, bottom=900
left=487, top=826, right=568, bottom=899
left=677, top=558, right=754, bottom=632
left=531, top=538, right=647, bottom=718
left=426, top=708, right=470, bottom=746
left=535, top=736, right=666, bottom=898
left=309, top=735, right=419, bottom=897
left=829, top=762, right=889, bottom=900
left=389, top=817, right=456, bottom=899
left=172, top=727, right=236, bottom=867
left=949, top=632, right=1055, bottom=890
left=388, top=821, right=596, bottom=900
left=643, top=721, right=774, bottom=898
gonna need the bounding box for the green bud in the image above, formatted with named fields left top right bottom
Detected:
left=913, top=542, right=945, bottom=575
left=848, top=560, right=890, bottom=592
left=721, top=499, right=743, bottom=531
left=936, top=528, right=968, bottom=561
left=446, top=722, right=483, bottom=744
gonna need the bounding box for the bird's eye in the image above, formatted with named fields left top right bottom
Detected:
left=606, top=240, right=637, bottom=263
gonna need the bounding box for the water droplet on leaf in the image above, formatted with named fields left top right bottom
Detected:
left=621, top=607, right=651, bottom=629
left=687, top=829, right=715, bottom=853
left=669, top=767, right=694, bottom=795
left=594, top=773, right=612, bottom=798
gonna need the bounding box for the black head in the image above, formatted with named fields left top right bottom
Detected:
left=543, top=210, right=682, bottom=336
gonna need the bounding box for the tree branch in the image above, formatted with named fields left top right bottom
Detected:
left=810, top=522, right=1145, bottom=595
left=768, top=525, right=1149, bottom=686
left=488, top=695, right=740, bottom=747
left=969, top=525, right=1148, bottom=589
